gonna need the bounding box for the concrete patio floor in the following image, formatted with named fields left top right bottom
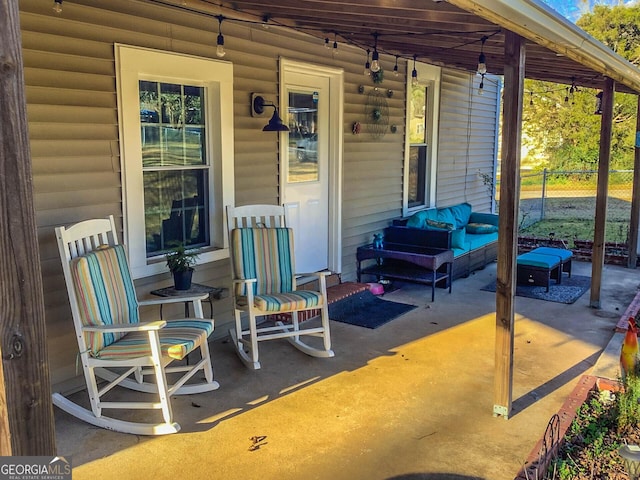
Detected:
left=54, top=260, right=640, bottom=480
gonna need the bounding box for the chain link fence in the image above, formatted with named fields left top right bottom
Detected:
left=496, top=169, right=634, bottom=245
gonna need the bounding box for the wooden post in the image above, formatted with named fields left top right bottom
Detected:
left=628, top=95, right=640, bottom=269
left=0, top=345, right=11, bottom=455
left=0, top=0, right=56, bottom=454
left=494, top=30, right=525, bottom=419
left=590, top=78, right=615, bottom=308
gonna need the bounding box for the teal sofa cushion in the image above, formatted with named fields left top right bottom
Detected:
left=466, top=232, right=498, bottom=251
left=406, top=209, right=439, bottom=229
left=449, top=203, right=473, bottom=228
left=436, top=208, right=456, bottom=227
left=406, top=210, right=428, bottom=228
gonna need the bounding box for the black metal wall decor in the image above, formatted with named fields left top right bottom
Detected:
left=365, top=88, right=389, bottom=138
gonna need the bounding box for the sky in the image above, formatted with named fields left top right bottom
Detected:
left=541, top=0, right=638, bottom=22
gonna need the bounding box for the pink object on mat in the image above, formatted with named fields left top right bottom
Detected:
left=367, top=283, right=385, bottom=295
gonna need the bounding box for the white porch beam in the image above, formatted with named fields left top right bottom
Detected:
left=449, top=0, right=640, bottom=94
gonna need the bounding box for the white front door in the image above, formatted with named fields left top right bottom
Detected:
left=281, top=71, right=330, bottom=273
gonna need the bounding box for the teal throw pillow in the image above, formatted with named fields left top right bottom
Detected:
left=425, top=219, right=454, bottom=231
left=451, top=228, right=466, bottom=250
left=466, top=222, right=499, bottom=234
left=436, top=208, right=456, bottom=227
left=449, top=203, right=472, bottom=228
left=406, top=211, right=427, bottom=229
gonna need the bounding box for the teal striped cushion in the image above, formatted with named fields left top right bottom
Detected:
left=97, top=319, right=214, bottom=361
left=254, top=291, right=323, bottom=312
left=232, top=228, right=295, bottom=296
left=71, top=245, right=139, bottom=355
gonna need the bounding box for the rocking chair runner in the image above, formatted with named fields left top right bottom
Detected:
left=54, top=215, right=219, bottom=435
left=226, top=205, right=334, bottom=370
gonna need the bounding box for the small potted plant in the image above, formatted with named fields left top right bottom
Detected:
left=165, top=243, right=200, bottom=290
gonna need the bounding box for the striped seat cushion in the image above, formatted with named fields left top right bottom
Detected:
left=254, top=290, right=323, bottom=312
left=71, top=244, right=139, bottom=356
left=231, top=227, right=295, bottom=296
left=231, top=227, right=324, bottom=312
left=97, top=319, right=214, bottom=361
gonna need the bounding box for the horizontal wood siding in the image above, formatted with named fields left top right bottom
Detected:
left=19, top=0, right=410, bottom=387
left=437, top=70, right=499, bottom=212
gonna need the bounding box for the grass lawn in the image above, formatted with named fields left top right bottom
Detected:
left=517, top=197, right=632, bottom=246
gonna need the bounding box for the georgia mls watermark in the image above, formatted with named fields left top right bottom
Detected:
left=0, top=456, right=71, bottom=480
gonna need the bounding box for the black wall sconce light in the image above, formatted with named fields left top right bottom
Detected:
left=251, top=93, right=290, bottom=132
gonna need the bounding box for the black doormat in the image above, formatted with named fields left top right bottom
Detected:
left=480, top=275, right=591, bottom=304
left=328, top=290, right=417, bottom=329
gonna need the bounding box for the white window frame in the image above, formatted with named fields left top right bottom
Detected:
left=115, top=44, right=235, bottom=279
left=403, top=62, right=441, bottom=217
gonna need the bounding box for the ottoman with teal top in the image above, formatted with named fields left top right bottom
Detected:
left=516, top=252, right=562, bottom=292
left=529, top=246, right=572, bottom=279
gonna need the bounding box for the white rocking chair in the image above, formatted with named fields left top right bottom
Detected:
left=226, top=205, right=334, bottom=370
left=54, top=215, right=219, bottom=435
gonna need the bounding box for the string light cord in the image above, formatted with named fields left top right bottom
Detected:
left=144, top=0, right=502, bottom=68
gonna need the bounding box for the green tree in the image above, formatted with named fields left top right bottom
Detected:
left=522, top=4, right=640, bottom=171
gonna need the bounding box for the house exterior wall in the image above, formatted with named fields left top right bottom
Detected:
left=19, top=0, right=498, bottom=389
left=438, top=70, right=500, bottom=212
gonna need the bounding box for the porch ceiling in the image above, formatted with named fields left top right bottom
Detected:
left=184, top=0, right=640, bottom=95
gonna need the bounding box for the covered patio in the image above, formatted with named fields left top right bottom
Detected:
left=55, top=260, right=637, bottom=479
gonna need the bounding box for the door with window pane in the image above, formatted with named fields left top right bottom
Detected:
left=282, top=73, right=329, bottom=273
left=139, top=81, right=209, bottom=257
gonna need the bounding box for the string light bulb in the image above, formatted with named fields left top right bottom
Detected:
left=53, top=0, right=63, bottom=14
left=364, top=49, right=371, bottom=76
left=529, top=92, right=534, bottom=106
left=261, top=14, right=270, bottom=29
left=478, top=74, right=485, bottom=95
left=333, top=34, right=339, bottom=55
left=215, top=15, right=226, bottom=58
left=370, top=33, right=381, bottom=73
left=411, top=55, right=418, bottom=86
left=393, top=56, right=399, bottom=77
left=477, top=36, right=488, bottom=75
left=324, top=37, right=331, bottom=49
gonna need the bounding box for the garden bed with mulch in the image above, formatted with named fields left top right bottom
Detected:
left=515, top=290, right=640, bottom=479
left=516, top=375, right=639, bottom=479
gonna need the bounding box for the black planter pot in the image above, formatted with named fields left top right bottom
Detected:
left=173, top=269, right=194, bottom=290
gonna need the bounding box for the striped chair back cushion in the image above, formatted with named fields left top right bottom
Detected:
left=70, top=244, right=139, bottom=355
left=231, top=227, right=295, bottom=297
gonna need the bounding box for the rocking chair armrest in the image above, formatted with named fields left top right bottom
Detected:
left=295, top=271, right=330, bottom=277
left=82, top=320, right=167, bottom=333
left=139, top=294, right=208, bottom=307
left=233, top=278, right=257, bottom=285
